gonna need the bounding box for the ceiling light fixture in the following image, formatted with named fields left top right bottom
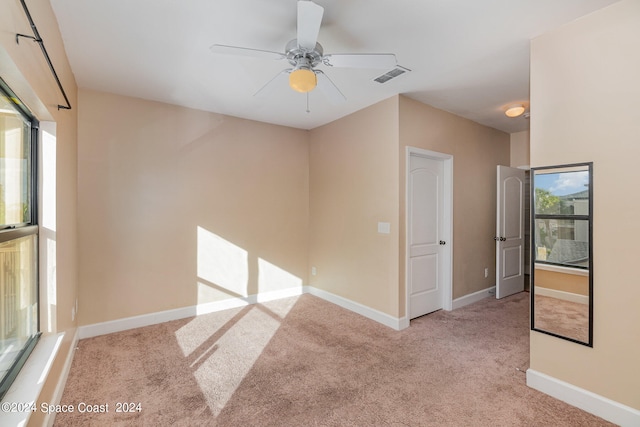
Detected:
left=289, top=58, right=317, bottom=93
left=289, top=68, right=317, bottom=92
left=505, top=104, right=525, bottom=118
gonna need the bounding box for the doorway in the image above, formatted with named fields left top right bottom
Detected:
left=405, top=147, right=453, bottom=320
left=495, top=166, right=530, bottom=298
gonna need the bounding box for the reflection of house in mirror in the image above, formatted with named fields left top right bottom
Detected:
left=547, top=189, right=589, bottom=268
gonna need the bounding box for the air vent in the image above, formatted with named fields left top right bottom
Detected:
left=374, top=66, right=411, bottom=83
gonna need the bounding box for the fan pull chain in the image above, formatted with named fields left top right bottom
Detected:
left=306, top=93, right=311, bottom=113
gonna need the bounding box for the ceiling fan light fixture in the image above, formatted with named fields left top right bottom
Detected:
left=289, top=67, right=317, bottom=93
left=505, top=104, right=526, bottom=118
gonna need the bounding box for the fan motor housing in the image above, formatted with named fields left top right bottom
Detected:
left=285, top=39, right=323, bottom=67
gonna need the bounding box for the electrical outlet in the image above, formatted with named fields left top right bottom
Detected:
left=484, top=267, right=489, bottom=278
left=311, top=266, right=317, bottom=276
left=377, top=222, right=391, bottom=234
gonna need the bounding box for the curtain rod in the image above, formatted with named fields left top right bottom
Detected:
left=15, top=0, right=72, bottom=111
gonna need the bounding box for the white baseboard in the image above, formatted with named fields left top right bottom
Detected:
left=79, top=286, right=407, bottom=339
left=398, top=316, right=410, bottom=330
left=527, top=369, right=640, bottom=427
left=79, top=286, right=306, bottom=339
left=82, top=284, right=600, bottom=339
left=256, top=286, right=306, bottom=303
left=452, top=286, right=495, bottom=310
left=534, top=287, right=589, bottom=305
left=305, top=286, right=408, bottom=331
left=79, top=304, right=211, bottom=339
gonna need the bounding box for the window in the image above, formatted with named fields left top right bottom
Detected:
left=533, top=166, right=591, bottom=269
left=0, top=78, right=40, bottom=401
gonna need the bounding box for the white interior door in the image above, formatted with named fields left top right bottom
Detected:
left=496, top=165, right=526, bottom=299
left=408, top=154, right=445, bottom=318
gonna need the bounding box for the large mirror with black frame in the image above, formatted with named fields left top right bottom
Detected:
left=531, top=162, right=593, bottom=347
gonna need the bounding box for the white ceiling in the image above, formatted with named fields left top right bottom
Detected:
left=50, top=0, right=619, bottom=133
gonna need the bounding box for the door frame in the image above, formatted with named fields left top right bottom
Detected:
left=405, top=147, right=453, bottom=320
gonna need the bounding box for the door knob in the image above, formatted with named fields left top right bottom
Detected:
left=439, top=240, right=446, bottom=245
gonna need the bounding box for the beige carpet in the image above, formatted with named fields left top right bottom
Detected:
left=534, top=294, right=589, bottom=343
left=55, top=292, right=614, bottom=426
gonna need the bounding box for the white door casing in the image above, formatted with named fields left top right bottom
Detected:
left=496, top=165, right=526, bottom=299
left=406, top=148, right=453, bottom=319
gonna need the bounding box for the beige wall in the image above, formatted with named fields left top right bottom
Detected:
left=398, top=96, right=510, bottom=307
left=308, top=97, right=400, bottom=316
left=530, top=0, right=640, bottom=409
left=77, top=90, right=309, bottom=325
left=510, top=130, right=530, bottom=168
left=79, top=90, right=509, bottom=326
left=78, top=91, right=510, bottom=324
left=0, top=2, right=79, bottom=425
left=534, top=268, right=588, bottom=296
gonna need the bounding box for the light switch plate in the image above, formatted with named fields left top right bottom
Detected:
left=377, top=222, right=391, bottom=234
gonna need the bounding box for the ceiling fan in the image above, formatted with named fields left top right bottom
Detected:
left=210, top=0, right=397, bottom=104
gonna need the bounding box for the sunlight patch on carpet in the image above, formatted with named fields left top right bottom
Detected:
left=193, top=305, right=286, bottom=415
left=174, top=309, right=241, bottom=357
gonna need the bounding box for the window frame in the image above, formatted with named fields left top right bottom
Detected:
left=0, top=77, right=41, bottom=401
left=531, top=165, right=592, bottom=271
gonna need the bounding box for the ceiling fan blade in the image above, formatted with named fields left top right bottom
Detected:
left=297, top=1, right=324, bottom=50
left=210, top=44, right=286, bottom=60
left=322, top=53, right=397, bottom=69
left=254, top=69, right=292, bottom=98
left=315, top=70, right=346, bottom=105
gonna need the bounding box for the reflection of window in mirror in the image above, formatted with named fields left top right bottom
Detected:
left=531, top=163, right=593, bottom=347
left=534, top=167, right=589, bottom=269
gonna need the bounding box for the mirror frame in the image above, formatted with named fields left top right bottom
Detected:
left=530, top=162, right=593, bottom=347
